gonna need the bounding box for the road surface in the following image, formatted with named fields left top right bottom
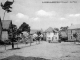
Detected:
left=0, top=41, right=80, bottom=60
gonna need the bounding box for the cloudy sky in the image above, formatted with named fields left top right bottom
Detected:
left=0, top=0, right=80, bottom=30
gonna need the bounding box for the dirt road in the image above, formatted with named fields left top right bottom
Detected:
left=0, top=41, right=80, bottom=60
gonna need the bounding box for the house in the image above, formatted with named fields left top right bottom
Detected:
left=45, top=27, right=59, bottom=42
left=68, top=24, right=80, bottom=41
left=1, top=20, right=12, bottom=41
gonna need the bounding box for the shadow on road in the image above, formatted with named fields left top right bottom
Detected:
left=1, top=55, right=50, bottom=60
left=8, top=42, right=41, bottom=50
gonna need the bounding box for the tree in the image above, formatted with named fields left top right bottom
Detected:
left=0, top=18, right=2, bottom=41
left=37, top=31, right=41, bottom=36
left=1, top=0, right=14, bottom=49
left=19, top=22, right=30, bottom=33
left=12, top=24, right=17, bottom=41
left=54, top=28, right=59, bottom=31
left=0, top=0, right=14, bottom=20
left=36, top=31, right=41, bottom=43
left=73, top=33, right=78, bottom=44
left=8, top=24, right=17, bottom=49
left=60, top=26, right=68, bottom=31
left=18, top=22, right=31, bottom=45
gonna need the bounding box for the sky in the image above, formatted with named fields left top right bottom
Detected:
left=0, top=0, right=80, bottom=30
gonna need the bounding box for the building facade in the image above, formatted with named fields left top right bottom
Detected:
left=1, top=20, right=12, bottom=41
left=45, top=27, right=59, bottom=42
left=68, top=24, right=80, bottom=41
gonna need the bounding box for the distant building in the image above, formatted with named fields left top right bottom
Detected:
left=68, top=24, right=80, bottom=41
left=45, top=27, right=59, bottom=42
left=0, top=20, right=12, bottom=41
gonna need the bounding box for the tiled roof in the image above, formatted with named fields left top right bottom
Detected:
left=68, top=24, right=80, bottom=29
left=1, top=20, right=12, bottom=30
left=45, top=27, right=53, bottom=32
left=45, top=27, right=58, bottom=33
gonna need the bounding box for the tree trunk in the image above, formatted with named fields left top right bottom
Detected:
left=76, top=38, right=78, bottom=44
left=12, top=41, right=14, bottom=49
left=30, top=36, right=31, bottom=46
left=3, top=11, right=6, bottom=20
left=0, top=18, right=2, bottom=41
left=17, top=42, right=18, bottom=48
left=74, top=38, right=77, bottom=44
left=3, top=11, right=6, bottom=49
left=12, top=24, right=14, bottom=49
left=29, top=32, right=31, bottom=46
left=74, top=40, right=76, bottom=44
left=4, top=44, right=6, bottom=50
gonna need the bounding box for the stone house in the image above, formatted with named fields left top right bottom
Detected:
left=68, top=24, right=80, bottom=41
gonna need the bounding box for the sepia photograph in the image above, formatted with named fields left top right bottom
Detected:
left=0, top=0, right=80, bottom=60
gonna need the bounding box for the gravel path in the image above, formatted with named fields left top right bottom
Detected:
left=0, top=41, right=80, bottom=60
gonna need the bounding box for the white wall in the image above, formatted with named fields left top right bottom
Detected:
left=46, top=32, right=59, bottom=41
left=2, top=31, right=8, bottom=41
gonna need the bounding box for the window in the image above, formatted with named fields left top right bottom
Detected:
left=55, top=37, right=57, bottom=39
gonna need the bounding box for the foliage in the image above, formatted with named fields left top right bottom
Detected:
left=54, top=28, right=59, bottom=31
left=0, top=0, right=14, bottom=13
left=19, top=22, right=30, bottom=33
left=73, top=33, right=78, bottom=43
left=9, top=24, right=17, bottom=42
left=73, top=33, right=78, bottom=38
left=37, top=31, right=41, bottom=36
left=0, top=18, right=2, bottom=40
left=60, top=26, right=68, bottom=31
left=0, top=0, right=15, bottom=49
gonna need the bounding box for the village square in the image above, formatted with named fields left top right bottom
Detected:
left=0, top=0, right=80, bottom=60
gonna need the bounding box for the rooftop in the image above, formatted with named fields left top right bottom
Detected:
left=68, top=24, right=80, bottom=29
left=1, top=20, right=12, bottom=30
left=45, top=27, right=53, bottom=32
left=45, top=27, right=58, bottom=33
